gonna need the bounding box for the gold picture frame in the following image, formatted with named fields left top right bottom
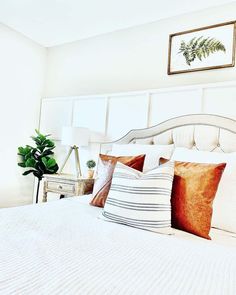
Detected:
left=168, top=21, right=236, bottom=75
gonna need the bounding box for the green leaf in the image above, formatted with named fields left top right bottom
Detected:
left=44, top=139, right=55, bottom=148
left=25, top=158, right=36, bottom=168
left=25, top=153, right=32, bottom=160
left=46, top=163, right=59, bottom=174
left=42, top=157, right=56, bottom=169
left=47, top=158, right=56, bottom=168
left=40, top=149, right=54, bottom=157
left=18, top=146, right=32, bottom=156
left=23, top=169, right=36, bottom=176
left=37, top=145, right=45, bottom=152
left=41, top=157, right=48, bottom=167
left=18, top=162, right=26, bottom=168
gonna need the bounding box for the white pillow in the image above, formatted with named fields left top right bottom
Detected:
left=100, top=161, right=174, bottom=234
left=171, top=147, right=236, bottom=233
left=111, top=144, right=174, bottom=171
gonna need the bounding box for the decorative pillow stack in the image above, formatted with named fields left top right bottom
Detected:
left=101, top=161, right=175, bottom=234
left=92, top=145, right=228, bottom=241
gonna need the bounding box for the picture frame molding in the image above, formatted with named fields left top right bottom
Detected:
left=167, top=20, right=236, bottom=75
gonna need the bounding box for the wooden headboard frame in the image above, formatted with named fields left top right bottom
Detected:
left=100, top=114, right=236, bottom=154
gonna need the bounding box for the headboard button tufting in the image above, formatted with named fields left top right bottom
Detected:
left=100, top=115, right=236, bottom=155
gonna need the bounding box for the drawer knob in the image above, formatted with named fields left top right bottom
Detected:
left=58, top=185, right=63, bottom=189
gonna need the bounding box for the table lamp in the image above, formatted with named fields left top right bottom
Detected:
left=59, top=126, right=89, bottom=178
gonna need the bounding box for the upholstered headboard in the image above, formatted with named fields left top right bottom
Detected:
left=101, top=114, right=236, bottom=154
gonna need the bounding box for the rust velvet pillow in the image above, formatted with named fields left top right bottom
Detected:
left=90, top=154, right=145, bottom=207
left=171, top=161, right=226, bottom=239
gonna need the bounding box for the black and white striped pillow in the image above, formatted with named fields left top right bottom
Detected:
left=101, top=161, right=174, bottom=234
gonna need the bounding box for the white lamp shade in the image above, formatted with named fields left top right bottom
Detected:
left=61, top=126, right=89, bottom=147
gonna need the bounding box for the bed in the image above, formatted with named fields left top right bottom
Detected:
left=1, top=114, right=236, bottom=295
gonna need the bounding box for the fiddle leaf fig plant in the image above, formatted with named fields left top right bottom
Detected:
left=18, top=130, right=59, bottom=203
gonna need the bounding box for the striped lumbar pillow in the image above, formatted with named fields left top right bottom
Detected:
left=101, top=161, right=174, bottom=234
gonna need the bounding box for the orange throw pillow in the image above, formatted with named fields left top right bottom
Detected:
left=90, top=154, right=145, bottom=207
left=171, top=161, right=226, bottom=239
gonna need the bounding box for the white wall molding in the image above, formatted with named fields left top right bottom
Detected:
left=40, top=79, right=236, bottom=142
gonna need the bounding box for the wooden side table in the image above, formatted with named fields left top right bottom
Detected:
left=43, top=174, right=94, bottom=202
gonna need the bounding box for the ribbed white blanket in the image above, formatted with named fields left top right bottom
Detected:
left=0, top=197, right=235, bottom=295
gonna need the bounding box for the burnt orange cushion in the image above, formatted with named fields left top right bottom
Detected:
left=90, top=154, right=145, bottom=207
left=171, top=161, right=226, bottom=239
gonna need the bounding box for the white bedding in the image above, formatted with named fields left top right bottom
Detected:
left=0, top=196, right=236, bottom=295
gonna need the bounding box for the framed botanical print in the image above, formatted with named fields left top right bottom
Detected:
left=168, top=21, right=236, bottom=75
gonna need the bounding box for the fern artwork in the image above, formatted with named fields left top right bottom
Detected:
left=168, top=22, right=235, bottom=74
left=178, top=36, right=226, bottom=66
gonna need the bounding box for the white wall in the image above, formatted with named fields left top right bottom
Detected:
left=45, top=2, right=236, bottom=97
left=0, top=24, right=46, bottom=207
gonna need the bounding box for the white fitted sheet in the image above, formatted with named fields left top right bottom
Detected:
left=0, top=196, right=235, bottom=295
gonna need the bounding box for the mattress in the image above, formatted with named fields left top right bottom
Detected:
left=0, top=196, right=235, bottom=295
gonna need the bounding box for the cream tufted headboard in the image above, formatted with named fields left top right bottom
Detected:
left=101, top=114, right=236, bottom=154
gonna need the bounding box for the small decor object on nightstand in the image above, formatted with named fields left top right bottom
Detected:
left=86, top=159, right=96, bottom=179
left=17, top=130, right=59, bottom=203
left=59, top=126, right=89, bottom=178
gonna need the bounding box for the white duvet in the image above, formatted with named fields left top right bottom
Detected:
left=0, top=197, right=236, bottom=295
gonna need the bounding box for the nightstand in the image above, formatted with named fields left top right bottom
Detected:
left=42, top=174, right=95, bottom=202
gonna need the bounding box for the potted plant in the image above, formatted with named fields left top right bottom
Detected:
left=86, top=159, right=96, bottom=179
left=17, top=130, right=59, bottom=203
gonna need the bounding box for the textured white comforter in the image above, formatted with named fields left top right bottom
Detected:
left=0, top=197, right=236, bottom=295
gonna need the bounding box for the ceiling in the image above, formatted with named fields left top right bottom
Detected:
left=0, top=0, right=234, bottom=47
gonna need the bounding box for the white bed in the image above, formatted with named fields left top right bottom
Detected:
left=1, top=114, right=236, bottom=294
left=0, top=196, right=235, bottom=295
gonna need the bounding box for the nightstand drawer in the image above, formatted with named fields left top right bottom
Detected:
left=47, top=181, right=75, bottom=193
